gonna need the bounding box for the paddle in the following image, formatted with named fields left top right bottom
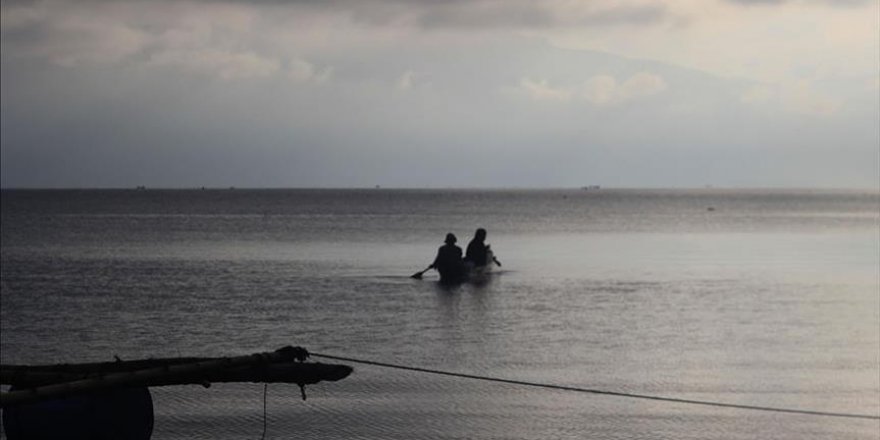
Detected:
left=493, top=256, right=502, bottom=267
left=411, top=266, right=432, bottom=279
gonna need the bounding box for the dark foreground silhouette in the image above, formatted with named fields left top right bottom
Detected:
left=1, top=346, right=351, bottom=440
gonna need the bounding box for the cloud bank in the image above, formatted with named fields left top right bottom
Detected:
left=1, top=0, right=878, bottom=188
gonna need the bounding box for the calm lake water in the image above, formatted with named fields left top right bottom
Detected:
left=1, top=188, right=879, bottom=439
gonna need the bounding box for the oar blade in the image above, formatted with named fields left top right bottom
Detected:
left=411, top=266, right=432, bottom=279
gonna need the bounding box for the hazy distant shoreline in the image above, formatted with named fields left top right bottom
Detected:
left=2, top=186, right=878, bottom=192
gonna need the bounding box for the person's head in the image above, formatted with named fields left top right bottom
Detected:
left=474, top=228, right=486, bottom=241
left=444, top=233, right=457, bottom=244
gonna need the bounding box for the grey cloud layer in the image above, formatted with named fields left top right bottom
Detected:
left=722, top=0, right=872, bottom=5
left=3, top=33, right=877, bottom=188
left=2, top=0, right=674, bottom=30
left=0, top=0, right=674, bottom=79
left=2, top=0, right=878, bottom=188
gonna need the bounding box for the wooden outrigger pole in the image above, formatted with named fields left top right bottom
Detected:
left=0, top=346, right=353, bottom=407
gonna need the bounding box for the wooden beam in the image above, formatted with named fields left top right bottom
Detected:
left=0, top=346, right=352, bottom=407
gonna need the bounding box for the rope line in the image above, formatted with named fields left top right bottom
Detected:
left=258, top=383, right=268, bottom=440
left=311, top=352, right=879, bottom=421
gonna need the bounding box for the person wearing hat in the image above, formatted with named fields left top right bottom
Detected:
left=429, top=233, right=465, bottom=282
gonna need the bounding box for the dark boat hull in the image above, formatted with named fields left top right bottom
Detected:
left=439, top=250, right=495, bottom=284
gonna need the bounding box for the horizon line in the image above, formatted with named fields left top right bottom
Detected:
left=1, top=185, right=878, bottom=192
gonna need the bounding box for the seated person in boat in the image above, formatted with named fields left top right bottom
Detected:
left=465, top=228, right=490, bottom=267
left=430, top=233, right=465, bottom=281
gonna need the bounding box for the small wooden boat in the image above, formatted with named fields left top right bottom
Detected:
left=440, top=249, right=500, bottom=284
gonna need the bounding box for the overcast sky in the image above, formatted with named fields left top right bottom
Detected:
left=1, top=0, right=878, bottom=188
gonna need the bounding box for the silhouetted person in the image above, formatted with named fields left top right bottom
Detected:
left=430, top=233, right=465, bottom=281
left=464, top=228, right=490, bottom=267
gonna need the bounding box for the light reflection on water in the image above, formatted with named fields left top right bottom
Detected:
left=1, top=189, right=878, bottom=439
